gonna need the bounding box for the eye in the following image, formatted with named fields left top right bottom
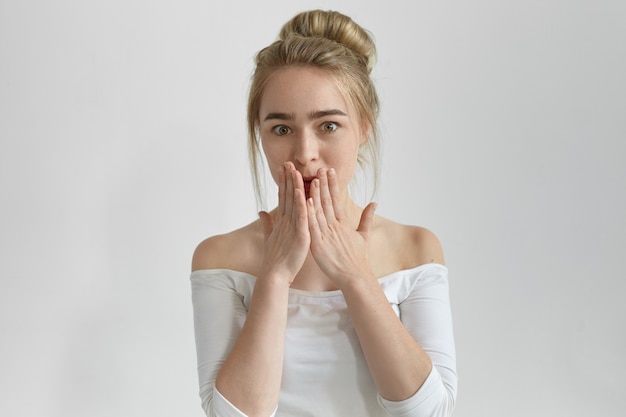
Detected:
left=321, top=121, right=338, bottom=133
left=272, top=125, right=291, bottom=136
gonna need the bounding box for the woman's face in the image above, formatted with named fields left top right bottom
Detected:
left=259, top=66, right=367, bottom=199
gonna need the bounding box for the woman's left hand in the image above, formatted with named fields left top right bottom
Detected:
left=306, top=168, right=377, bottom=288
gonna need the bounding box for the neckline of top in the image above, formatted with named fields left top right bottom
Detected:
left=191, top=263, right=447, bottom=296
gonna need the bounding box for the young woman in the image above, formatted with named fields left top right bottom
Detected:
left=191, top=10, right=457, bottom=417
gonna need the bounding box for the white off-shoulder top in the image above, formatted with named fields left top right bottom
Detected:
left=191, top=263, right=457, bottom=417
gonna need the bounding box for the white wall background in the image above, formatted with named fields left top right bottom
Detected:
left=1, top=1, right=624, bottom=416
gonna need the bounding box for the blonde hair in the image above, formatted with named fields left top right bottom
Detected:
left=247, top=10, right=380, bottom=208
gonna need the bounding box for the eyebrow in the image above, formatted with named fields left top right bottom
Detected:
left=263, top=109, right=348, bottom=122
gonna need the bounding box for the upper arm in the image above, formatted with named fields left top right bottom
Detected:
left=191, top=271, right=249, bottom=415
left=398, top=264, right=457, bottom=414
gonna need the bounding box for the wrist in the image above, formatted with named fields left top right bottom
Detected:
left=336, top=269, right=376, bottom=292
left=258, top=269, right=295, bottom=288
left=250, top=272, right=292, bottom=307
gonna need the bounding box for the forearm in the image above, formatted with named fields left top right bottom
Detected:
left=215, top=276, right=290, bottom=417
left=342, top=275, right=433, bottom=401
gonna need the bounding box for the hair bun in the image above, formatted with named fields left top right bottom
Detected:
left=278, top=10, right=376, bottom=73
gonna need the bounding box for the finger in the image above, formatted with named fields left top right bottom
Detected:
left=283, top=162, right=295, bottom=216
left=327, top=168, right=345, bottom=221
left=307, top=195, right=322, bottom=240
left=258, top=211, right=274, bottom=238
left=292, top=169, right=307, bottom=223
left=277, top=164, right=286, bottom=215
left=357, top=202, right=377, bottom=238
left=310, top=177, right=329, bottom=231
left=318, top=169, right=336, bottom=223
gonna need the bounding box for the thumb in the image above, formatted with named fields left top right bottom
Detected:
left=258, top=211, right=274, bottom=238
left=357, top=202, right=377, bottom=237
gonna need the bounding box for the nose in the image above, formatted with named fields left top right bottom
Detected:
left=293, top=130, right=318, bottom=166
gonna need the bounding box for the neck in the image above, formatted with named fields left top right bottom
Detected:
left=341, top=197, right=365, bottom=229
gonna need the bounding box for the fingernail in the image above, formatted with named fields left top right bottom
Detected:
left=329, top=168, right=335, bottom=176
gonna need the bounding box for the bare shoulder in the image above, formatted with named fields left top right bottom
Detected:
left=401, top=224, right=445, bottom=266
left=191, top=220, right=263, bottom=273
left=371, top=215, right=445, bottom=273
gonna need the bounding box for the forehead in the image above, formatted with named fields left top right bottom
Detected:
left=259, top=67, right=352, bottom=115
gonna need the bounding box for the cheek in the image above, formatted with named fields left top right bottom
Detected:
left=260, top=139, right=284, bottom=183
left=333, top=151, right=360, bottom=187
left=260, top=137, right=275, bottom=163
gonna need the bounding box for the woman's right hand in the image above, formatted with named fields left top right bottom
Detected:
left=258, top=162, right=310, bottom=285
